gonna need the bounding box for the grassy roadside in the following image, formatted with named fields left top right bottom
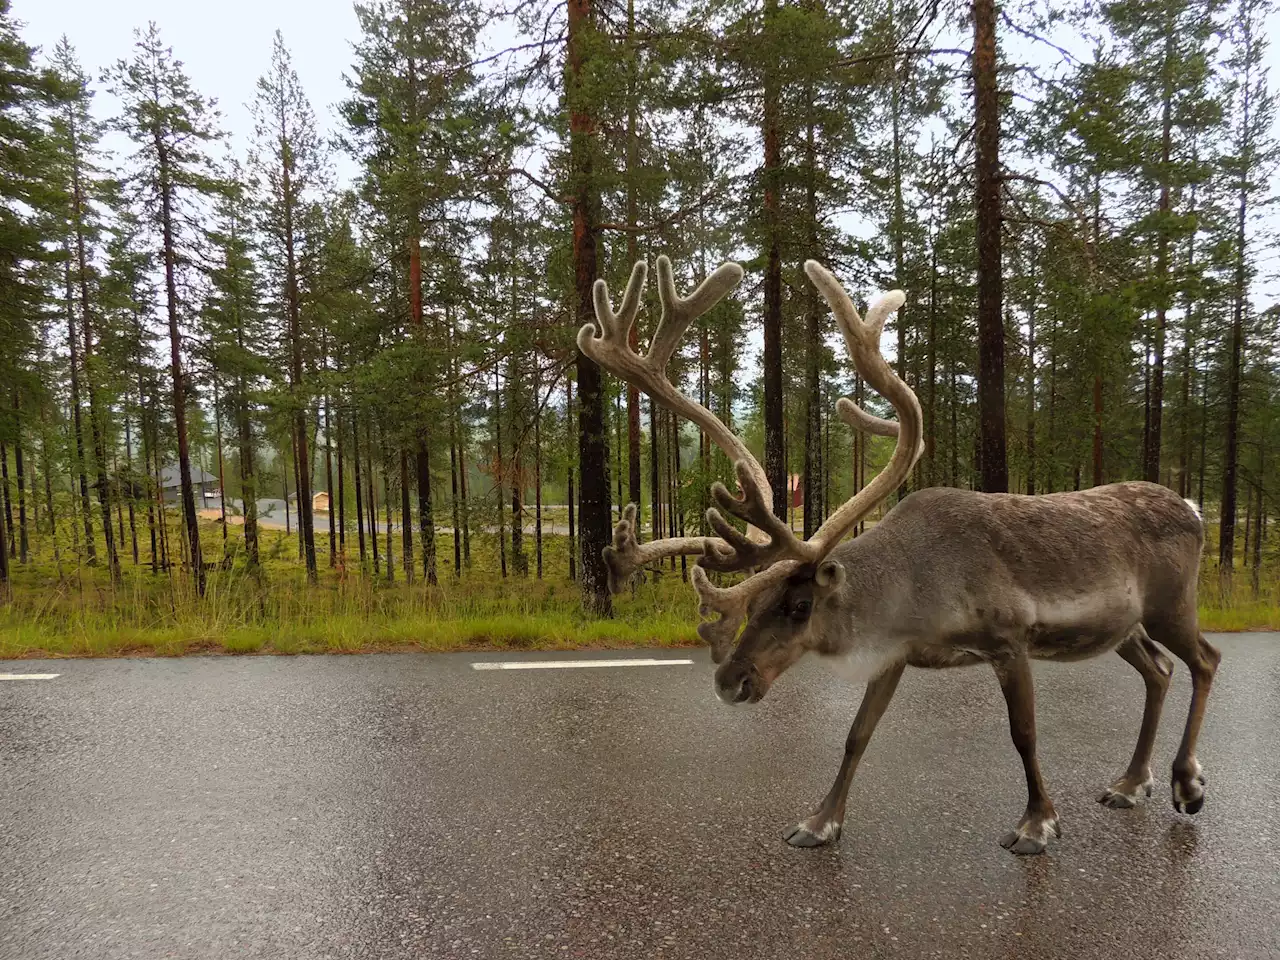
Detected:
left=0, top=611, right=700, bottom=659
left=1, top=522, right=1275, bottom=659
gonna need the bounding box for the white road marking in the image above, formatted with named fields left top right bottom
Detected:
left=471, top=658, right=693, bottom=671
left=0, top=673, right=60, bottom=681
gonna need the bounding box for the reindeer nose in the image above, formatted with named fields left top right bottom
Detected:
left=715, top=661, right=757, bottom=704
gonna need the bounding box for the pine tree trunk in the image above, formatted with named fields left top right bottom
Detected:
left=13, top=395, right=28, bottom=563
left=405, top=54, right=435, bottom=588
left=366, top=421, right=379, bottom=577
left=1145, top=26, right=1175, bottom=485
left=336, top=405, right=346, bottom=568
left=1198, top=362, right=1208, bottom=516
left=535, top=371, right=544, bottom=580
left=1, top=445, right=11, bottom=559
left=510, top=362, right=526, bottom=577
left=614, top=392, right=623, bottom=520
left=0, top=459, right=7, bottom=588
left=1026, top=246, right=1037, bottom=496
left=205, top=386, right=223, bottom=564
left=802, top=80, right=821, bottom=538
left=1251, top=452, right=1264, bottom=599
left=400, top=450, right=412, bottom=583
left=449, top=411, right=461, bottom=578
left=450, top=308, right=470, bottom=569
left=650, top=395, right=661, bottom=556
left=459, top=415, right=471, bottom=569
left=926, top=224, right=938, bottom=487
left=568, top=0, right=611, bottom=614
left=496, top=366, right=507, bottom=579
left=123, top=414, right=138, bottom=565
left=292, top=431, right=303, bottom=559
left=1220, top=38, right=1254, bottom=588
left=352, top=415, right=366, bottom=567
left=64, top=260, right=96, bottom=562
left=41, top=422, right=60, bottom=571
left=1047, top=311, right=1058, bottom=493
left=1093, top=375, right=1104, bottom=487
left=284, top=445, right=293, bottom=537
left=382, top=430, right=394, bottom=583
left=1179, top=142, right=1199, bottom=499
left=155, top=137, right=204, bottom=594
left=761, top=0, right=786, bottom=519
left=889, top=0, right=909, bottom=502
left=568, top=374, right=576, bottom=582
left=280, top=161, right=315, bottom=581
left=624, top=0, right=643, bottom=522
left=325, top=392, right=337, bottom=568
left=414, top=403, right=435, bottom=585
left=973, top=0, right=1007, bottom=493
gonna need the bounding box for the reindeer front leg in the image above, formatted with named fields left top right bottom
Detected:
left=994, top=653, right=1060, bottom=855
left=784, top=661, right=906, bottom=847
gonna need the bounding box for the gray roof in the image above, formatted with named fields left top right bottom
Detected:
left=160, top=464, right=219, bottom=488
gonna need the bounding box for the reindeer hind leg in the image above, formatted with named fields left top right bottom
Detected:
left=1143, top=611, right=1220, bottom=815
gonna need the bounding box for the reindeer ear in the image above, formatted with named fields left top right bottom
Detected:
left=815, top=559, right=846, bottom=590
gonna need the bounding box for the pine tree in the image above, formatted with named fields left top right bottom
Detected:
left=251, top=30, right=325, bottom=581
left=0, top=1, right=60, bottom=588
left=50, top=38, right=122, bottom=582
left=106, top=24, right=224, bottom=596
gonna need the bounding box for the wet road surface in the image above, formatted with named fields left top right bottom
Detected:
left=2, top=636, right=1278, bottom=959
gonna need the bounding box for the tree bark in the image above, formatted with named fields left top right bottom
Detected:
left=568, top=374, right=576, bottom=581
left=325, top=391, right=337, bottom=568
left=761, top=0, right=787, bottom=518
left=1145, top=25, right=1174, bottom=485
left=802, top=97, right=822, bottom=538
left=366, top=421, right=379, bottom=577
left=156, top=135, right=204, bottom=594
left=1026, top=243, right=1037, bottom=495
left=973, top=0, right=1007, bottom=493
left=496, top=365, right=507, bottom=579
left=64, top=259, right=95, bottom=562
left=13, top=395, right=28, bottom=563
left=568, top=0, right=610, bottom=613
left=280, top=151, right=315, bottom=581
left=353, top=415, right=366, bottom=567
left=624, top=0, right=642, bottom=521
left=1219, top=13, right=1255, bottom=588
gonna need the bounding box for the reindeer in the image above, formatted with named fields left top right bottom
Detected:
left=580, top=256, right=1218, bottom=855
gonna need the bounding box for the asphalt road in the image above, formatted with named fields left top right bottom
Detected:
left=2, top=636, right=1278, bottom=960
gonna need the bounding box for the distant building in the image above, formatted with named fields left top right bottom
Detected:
left=159, top=464, right=220, bottom=502
left=313, top=491, right=331, bottom=513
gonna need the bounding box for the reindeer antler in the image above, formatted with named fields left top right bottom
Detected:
left=582, top=256, right=923, bottom=663
left=581, top=256, right=775, bottom=595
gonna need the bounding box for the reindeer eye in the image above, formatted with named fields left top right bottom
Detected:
left=790, top=599, right=813, bottom=620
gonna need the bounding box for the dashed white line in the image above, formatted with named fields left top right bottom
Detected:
left=471, top=658, right=693, bottom=671
left=0, top=673, right=60, bottom=681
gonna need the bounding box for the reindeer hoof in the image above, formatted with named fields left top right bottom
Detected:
left=784, top=815, right=841, bottom=848
left=1099, top=773, right=1154, bottom=809
left=999, top=813, right=1060, bottom=855
left=1172, top=764, right=1207, bottom=815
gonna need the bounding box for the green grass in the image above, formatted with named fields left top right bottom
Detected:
left=1, top=515, right=1276, bottom=659
left=0, top=520, right=702, bottom=658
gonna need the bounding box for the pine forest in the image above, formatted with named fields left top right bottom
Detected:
left=1, top=0, right=1277, bottom=655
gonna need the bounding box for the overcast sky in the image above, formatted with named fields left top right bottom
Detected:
left=23, top=1, right=356, bottom=145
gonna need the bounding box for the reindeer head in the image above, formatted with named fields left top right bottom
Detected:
left=580, top=257, right=923, bottom=703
